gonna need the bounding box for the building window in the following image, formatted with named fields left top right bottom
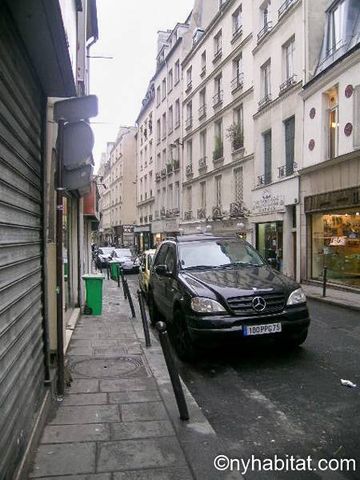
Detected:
left=214, top=30, right=222, bottom=58
left=263, top=130, right=272, bottom=184
left=215, top=175, right=222, bottom=207
left=149, top=113, right=153, bottom=135
left=326, top=0, right=346, bottom=55
left=258, top=1, right=272, bottom=42
left=174, top=59, right=180, bottom=84
left=232, top=54, right=243, bottom=90
left=156, top=119, right=161, bottom=143
left=200, top=181, right=206, bottom=209
left=260, top=59, right=271, bottom=106
left=186, top=66, right=192, bottom=91
left=186, top=140, right=193, bottom=165
left=168, top=69, right=173, bottom=92
left=200, top=130, right=207, bottom=159
left=162, top=113, right=167, bottom=138
left=186, top=101, right=193, bottom=129
left=283, top=37, right=295, bottom=81
left=283, top=116, right=295, bottom=176
left=234, top=167, right=243, bottom=204
left=199, top=88, right=206, bottom=118
left=326, top=87, right=339, bottom=159
left=162, top=78, right=166, bottom=100
left=201, top=50, right=206, bottom=75
left=175, top=99, right=180, bottom=127
left=213, top=74, right=223, bottom=106
left=168, top=184, right=173, bottom=209
left=213, top=119, right=223, bottom=160
left=162, top=149, right=167, bottom=168
left=231, top=104, right=244, bottom=150
left=156, top=86, right=161, bottom=106
left=174, top=182, right=180, bottom=209
left=168, top=106, right=173, bottom=133
left=232, top=5, right=242, bottom=36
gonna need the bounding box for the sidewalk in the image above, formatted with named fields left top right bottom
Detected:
left=29, top=277, right=242, bottom=480
left=301, top=282, right=360, bottom=311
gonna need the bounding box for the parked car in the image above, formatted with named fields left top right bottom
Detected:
left=138, top=249, right=156, bottom=299
left=112, top=248, right=140, bottom=272
left=148, top=234, right=310, bottom=361
left=95, top=247, right=114, bottom=269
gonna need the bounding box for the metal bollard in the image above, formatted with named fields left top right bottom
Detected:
left=124, top=279, right=136, bottom=318
left=155, top=321, right=189, bottom=421
left=322, top=266, right=328, bottom=297
left=137, top=290, right=151, bottom=347
left=106, top=264, right=110, bottom=280
left=120, top=269, right=127, bottom=299
left=117, top=264, right=121, bottom=288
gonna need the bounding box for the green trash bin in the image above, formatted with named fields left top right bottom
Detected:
left=109, top=261, right=119, bottom=281
left=82, top=273, right=105, bottom=315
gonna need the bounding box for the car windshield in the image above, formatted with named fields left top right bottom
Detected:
left=179, top=240, right=265, bottom=270
left=114, top=249, right=132, bottom=258
left=99, top=248, right=113, bottom=255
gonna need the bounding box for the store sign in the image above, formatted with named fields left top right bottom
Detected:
left=123, top=225, right=134, bottom=233
left=252, top=190, right=285, bottom=215
left=134, top=225, right=151, bottom=233
left=305, top=186, right=360, bottom=213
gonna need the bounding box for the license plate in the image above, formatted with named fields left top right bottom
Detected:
left=243, top=322, right=282, bottom=336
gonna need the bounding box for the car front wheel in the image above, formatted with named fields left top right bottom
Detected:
left=169, top=309, right=197, bottom=362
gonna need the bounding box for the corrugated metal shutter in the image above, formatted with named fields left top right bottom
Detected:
left=0, top=6, right=45, bottom=479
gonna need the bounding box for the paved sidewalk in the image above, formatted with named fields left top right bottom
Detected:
left=29, top=277, right=242, bottom=480
left=301, top=283, right=360, bottom=311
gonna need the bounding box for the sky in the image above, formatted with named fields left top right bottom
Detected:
left=89, top=0, right=195, bottom=169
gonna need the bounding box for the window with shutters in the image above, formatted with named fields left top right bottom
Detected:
left=234, top=167, right=243, bottom=203
left=263, top=130, right=272, bottom=184
left=284, top=116, right=295, bottom=175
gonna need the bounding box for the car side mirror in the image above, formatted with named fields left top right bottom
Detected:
left=155, top=264, right=171, bottom=277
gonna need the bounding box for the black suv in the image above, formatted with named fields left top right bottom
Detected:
left=148, top=234, right=310, bottom=360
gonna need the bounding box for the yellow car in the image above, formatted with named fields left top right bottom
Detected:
left=138, top=249, right=156, bottom=300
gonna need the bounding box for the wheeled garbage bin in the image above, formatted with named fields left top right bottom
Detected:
left=82, top=273, right=105, bottom=315
left=109, top=261, right=119, bottom=281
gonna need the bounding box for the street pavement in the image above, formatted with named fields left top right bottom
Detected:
left=28, top=275, right=242, bottom=480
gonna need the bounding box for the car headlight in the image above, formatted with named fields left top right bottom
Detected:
left=287, top=288, right=306, bottom=305
left=191, top=297, right=226, bottom=313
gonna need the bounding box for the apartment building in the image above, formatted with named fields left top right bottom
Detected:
left=135, top=80, right=155, bottom=251
left=98, top=144, right=114, bottom=244
left=181, top=0, right=255, bottom=239
left=300, top=0, right=360, bottom=288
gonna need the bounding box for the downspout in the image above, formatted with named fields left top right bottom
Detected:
left=77, top=197, right=82, bottom=307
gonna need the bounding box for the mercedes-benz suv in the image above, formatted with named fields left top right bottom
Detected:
left=148, top=234, right=310, bottom=360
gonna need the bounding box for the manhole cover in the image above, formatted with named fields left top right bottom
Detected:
left=70, top=356, right=149, bottom=378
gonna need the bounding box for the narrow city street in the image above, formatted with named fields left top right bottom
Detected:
left=127, top=276, right=360, bottom=480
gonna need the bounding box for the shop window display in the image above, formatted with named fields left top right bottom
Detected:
left=312, top=211, right=360, bottom=288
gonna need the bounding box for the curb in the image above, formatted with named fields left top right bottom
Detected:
left=305, top=294, right=360, bottom=312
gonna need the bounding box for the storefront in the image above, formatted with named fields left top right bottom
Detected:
left=134, top=224, right=153, bottom=252
left=305, top=187, right=360, bottom=289
left=256, top=222, right=283, bottom=270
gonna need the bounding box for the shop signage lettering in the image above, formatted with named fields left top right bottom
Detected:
left=253, top=190, right=285, bottom=215
left=123, top=225, right=134, bottom=233
left=305, top=186, right=360, bottom=213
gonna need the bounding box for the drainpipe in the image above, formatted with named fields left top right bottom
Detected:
left=56, top=119, right=65, bottom=397
left=77, top=197, right=82, bottom=307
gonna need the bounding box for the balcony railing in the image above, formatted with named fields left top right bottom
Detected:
left=197, top=208, right=206, bottom=220
left=166, top=163, right=173, bottom=174
left=230, top=202, right=244, bottom=218
left=186, top=164, right=193, bottom=177
left=212, top=206, right=223, bottom=220
left=198, top=156, right=207, bottom=172
left=198, top=104, right=207, bottom=119
left=213, top=90, right=223, bottom=107
left=278, top=162, right=297, bottom=178
left=173, top=159, right=180, bottom=171
left=231, top=73, right=244, bottom=92
left=185, top=116, right=193, bottom=130
left=258, top=93, right=272, bottom=109
left=185, top=81, right=192, bottom=94
left=278, top=0, right=296, bottom=19
left=257, top=174, right=265, bottom=186
left=155, top=172, right=161, bottom=182
left=200, top=65, right=206, bottom=78
left=257, top=21, right=272, bottom=43
left=279, top=74, right=297, bottom=94
left=161, top=168, right=167, bottom=178
left=184, top=210, right=192, bottom=220
left=172, top=207, right=180, bottom=216
left=232, top=24, right=243, bottom=40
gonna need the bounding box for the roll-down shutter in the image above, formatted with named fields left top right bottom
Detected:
left=0, top=6, right=45, bottom=479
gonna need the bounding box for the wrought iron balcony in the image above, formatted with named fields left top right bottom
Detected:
left=185, top=81, right=192, bottom=94
left=231, top=73, right=244, bottom=92
left=200, top=66, right=206, bottom=78
left=212, top=206, right=223, bottom=220
left=279, top=74, right=297, bottom=94
left=230, top=202, right=244, bottom=218
left=197, top=208, right=206, bottom=220
left=155, top=172, right=161, bottom=182
left=278, top=162, right=297, bottom=178
left=186, top=164, right=193, bottom=177
left=213, top=90, right=223, bottom=107
left=257, top=21, right=272, bottom=43
left=184, top=210, right=192, bottom=220
left=166, top=163, right=173, bottom=174
left=258, top=93, right=272, bottom=109
left=198, top=104, right=207, bottom=119
left=161, top=168, right=167, bottom=178
left=278, top=0, right=296, bottom=19
left=198, top=156, right=207, bottom=172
